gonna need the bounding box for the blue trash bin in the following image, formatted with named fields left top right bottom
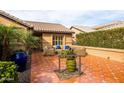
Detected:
left=11, top=51, right=28, bottom=72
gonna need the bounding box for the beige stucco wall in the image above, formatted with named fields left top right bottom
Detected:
left=42, top=33, right=72, bottom=49
left=64, top=34, right=72, bottom=45
left=71, top=45, right=124, bottom=62
left=70, top=28, right=84, bottom=42
left=42, top=33, right=52, bottom=48
left=96, top=24, right=124, bottom=31
left=0, top=15, right=28, bottom=30
left=71, top=28, right=83, bottom=35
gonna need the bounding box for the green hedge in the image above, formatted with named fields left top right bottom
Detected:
left=76, top=27, right=124, bottom=49
left=0, top=61, right=18, bottom=83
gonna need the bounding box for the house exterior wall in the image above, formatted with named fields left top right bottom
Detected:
left=64, top=34, right=72, bottom=45
left=0, top=15, right=28, bottom=30
left=42, top=33, right=52, bottom=48
left=95, top=22, right=124, bottom=31
left=71, top=28, right=84, bottom=35
left=70, top=27, right=84, bottom=43
left=42, top=33, right=72, bottom=49
left=97, top=25, right=124, bottom=30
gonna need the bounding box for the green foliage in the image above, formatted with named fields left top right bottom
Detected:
left=0, top=24, right=40, bottom=60
left=0, top=25, right=26, bottom=44
left=76, top=27, right=124, bottom=49
left=0, top=25, right=27, bottom=60
left=25, top=33, right=40, bottom=51
left=60, top=50, right=74, bottom=58
left=0, top=61, right=18, bottom=83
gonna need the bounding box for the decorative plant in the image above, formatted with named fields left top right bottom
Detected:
left=60, top=50, right=73, bottom=58
left=59, top=49, right=77, bottom=72
left=24, top=33, right=40, bottom=55
left=0, top=25, right=40, bottom=83
left=0, top=25, right=26, bottom=60
left=0, top=24, right=40, bottom=60
left=0, top=61, right=18, bottom=83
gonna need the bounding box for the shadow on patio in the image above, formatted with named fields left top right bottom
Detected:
left=31, top=52, right=124, bottom=83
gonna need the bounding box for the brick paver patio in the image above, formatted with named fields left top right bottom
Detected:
left=31, top=52, right=124, bottom=83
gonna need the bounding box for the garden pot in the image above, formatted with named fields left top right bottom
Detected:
left=66, top=59, right=76, bottom=72
left=11, top=51, right=28, bottom=72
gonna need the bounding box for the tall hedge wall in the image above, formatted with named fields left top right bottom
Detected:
left=76, top=27, right=124, bottom=49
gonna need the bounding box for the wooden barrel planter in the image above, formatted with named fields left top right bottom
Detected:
left=66, top=55, right=76, bottom=72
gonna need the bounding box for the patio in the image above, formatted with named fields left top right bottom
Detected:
left=31, top=52, right=124, bottom=83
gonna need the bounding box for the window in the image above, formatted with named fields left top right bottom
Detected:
left=53, top=35, right=63, bottom=45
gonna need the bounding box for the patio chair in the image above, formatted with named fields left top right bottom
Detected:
left=55, top=45, right=62, bottom=54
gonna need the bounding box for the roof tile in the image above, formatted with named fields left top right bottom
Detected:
left=26, top=21, right=74, bottom=33
left=0, top=10, right=32, bottom=28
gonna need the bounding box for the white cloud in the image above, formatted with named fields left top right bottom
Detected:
left=5, top=10, right=124, bottom=27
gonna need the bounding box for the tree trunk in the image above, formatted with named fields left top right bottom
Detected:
left=1, top=35, right=9, bottom=60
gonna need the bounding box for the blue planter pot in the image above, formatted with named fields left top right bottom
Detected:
left=11, top=52, right=28, bottom=72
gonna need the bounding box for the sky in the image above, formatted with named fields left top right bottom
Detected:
left=5, top=10, right=124, bottom=27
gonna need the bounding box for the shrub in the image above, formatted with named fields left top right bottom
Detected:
left=60, top=50, right=74, bottom=58
left=76, top=27, right=124, bottom=49
left=0, top=61, right=18, bottom=83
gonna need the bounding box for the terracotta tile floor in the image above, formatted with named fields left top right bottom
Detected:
left=31, top=52, right=124, bottom=83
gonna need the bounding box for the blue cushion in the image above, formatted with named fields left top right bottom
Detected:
left=56, top=45, right=61, bottom=49
left=64, top=45, right=70, bottom=49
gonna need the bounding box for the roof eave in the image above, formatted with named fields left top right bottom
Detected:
left=33, top=30, right=74, bottom=34
left=0, top=13, right=32, bottom=28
